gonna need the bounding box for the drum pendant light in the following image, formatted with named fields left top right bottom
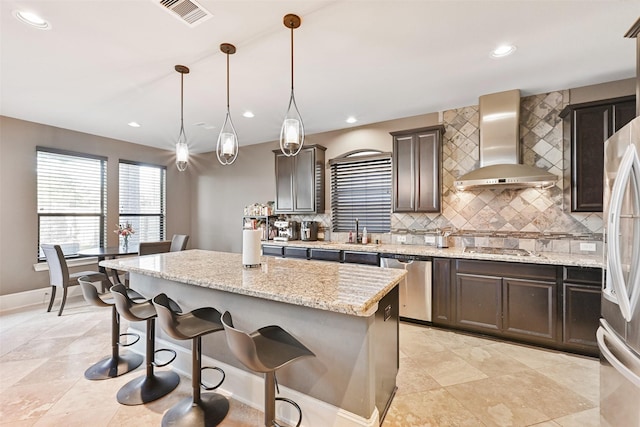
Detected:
left=216, top=43, right=239, bottom=165
left=174, top=65, right=190, bottom=172
left=280, top=14, right=304, bottom=157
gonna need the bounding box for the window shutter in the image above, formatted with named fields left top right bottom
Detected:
left=331, top=155, right=392, bottom=233
left=37, top=148, right=107, bottom=257
left=118, top=161, right=166, bottom=245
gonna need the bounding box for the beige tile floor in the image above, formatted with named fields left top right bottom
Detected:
left=0, top=297, right=600, bottom=426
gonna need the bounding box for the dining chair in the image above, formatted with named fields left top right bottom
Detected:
left=138, top=241, right=172, bottom=255
left=40, top=244, right=108, bottom=316
left=170, top=234, right=189, bottom=252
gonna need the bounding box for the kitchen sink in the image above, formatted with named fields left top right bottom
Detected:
left=463, top=246, right=543, bottom=257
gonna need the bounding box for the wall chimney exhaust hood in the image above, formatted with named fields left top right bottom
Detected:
left=454, top=89, right=558, bottom=191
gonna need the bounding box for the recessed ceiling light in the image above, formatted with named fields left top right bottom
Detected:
left=346, top=116, right=357, bottom=124
left=491, top=44, right=516, bottom=58
left=243, top=111, right=255, bottom=118
left=14, top=10, right=51, bottom=30
left=128, top=122, right=141, bottom=128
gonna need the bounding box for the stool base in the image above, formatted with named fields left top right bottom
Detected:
left=117, top=370, right=180, bottom=405
left=84, top=351, right=144, bottom=380
left=161, top=394, right=230, bottom=427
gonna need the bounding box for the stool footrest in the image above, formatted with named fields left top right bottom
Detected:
left=153, top=348, right=177, bottom=367
left=118, top=332, right=140, bottom=347
left=274, top=397, right=303, bottom=427
left=201, top=366, right=225, bottom=391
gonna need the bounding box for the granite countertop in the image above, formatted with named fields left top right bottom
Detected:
left=263, top=241, right=604, bottom=268
left=100, top=249, right=407, bottom=317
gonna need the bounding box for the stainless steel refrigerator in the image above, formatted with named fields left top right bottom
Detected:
left=600, top=115, right=640, bottom=426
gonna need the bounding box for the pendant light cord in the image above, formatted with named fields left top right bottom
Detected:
left=290, top=24, right=294, bottom=91
left=180, top=72, right=185, bottom=136
left=226, top=51, right=230, bottom=111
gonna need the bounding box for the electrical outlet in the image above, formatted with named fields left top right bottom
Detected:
left=424, top=235, right=436, bottom=244
left=396, top=235, right=407, bottom=243
left=580, top=242, right=597, bottom=252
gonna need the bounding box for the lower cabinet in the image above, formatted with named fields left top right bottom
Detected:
left=562, top=267, right=601, bottom=356
left=453, top=260, right=559, bottom=346
left=283, top=246, right=308, bottom=259
left=262, top=245, right=284, bottom=257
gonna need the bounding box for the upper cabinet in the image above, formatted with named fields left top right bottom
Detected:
left=560, top=95, right=636, bottom=212
left=273, top=144, right=326, bottom=214
left=391, top=125, right=445, bottom=213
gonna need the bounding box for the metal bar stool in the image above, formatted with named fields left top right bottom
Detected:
left=111, top=284, right=181, bottom=405
left=153, top=293, right=229, bottom=427
left=220, top=311, right=315, bottom=427
left=78, top=277, right=144, bottom=380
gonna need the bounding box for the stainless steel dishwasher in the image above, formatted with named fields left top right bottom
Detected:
left=380, top=253, right=432, bottom=322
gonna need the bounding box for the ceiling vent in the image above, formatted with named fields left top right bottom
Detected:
left=155, top=0, right=213, bottom=27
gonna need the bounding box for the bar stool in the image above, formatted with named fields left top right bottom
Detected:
left=110, top=284, right=181, bottom=405
left=78, top=277, right=144, bottom=380
left=153, top=293, right=229, bottom=427
left=220, top=311, right=315, bottom=427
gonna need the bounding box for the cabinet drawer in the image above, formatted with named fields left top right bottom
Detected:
left=262, top=245, right=284, bottom=257
left=456, top=259, right=556, bottom=281
left=310, top=248, right=341, bottom=262
left=564, top=266, right=602, bottom=286
left=283, top=246, right=308, bottom=259
left=342, top=251, right=379, bottom=266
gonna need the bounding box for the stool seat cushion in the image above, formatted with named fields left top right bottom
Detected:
left=153, top=294, right=223, bottom=341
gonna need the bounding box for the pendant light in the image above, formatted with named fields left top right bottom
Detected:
left=280, top=13, right=304, bottom=157
left=216, top=43, right=239, bottom=165
left=174, top=64, right=190, bottom=172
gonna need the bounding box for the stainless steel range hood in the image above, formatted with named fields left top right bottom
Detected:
left=454, top=89, right=558, bottom=190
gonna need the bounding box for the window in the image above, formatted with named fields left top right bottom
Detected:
left=118, top=161, right=166, bottom=246
left=330, top=151, right=392, bottom=233
left=37, top=147, right=107, bottom=258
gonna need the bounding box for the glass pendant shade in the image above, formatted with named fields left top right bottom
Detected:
left=280, top=14, right=304, bottom=157
left=280, top=91, right=304, bottom=156
left=176, top=135, right=189, bottom=172
left=216, top=110, right=238, bottom=165
left=174, top=65, right=190, bottom=172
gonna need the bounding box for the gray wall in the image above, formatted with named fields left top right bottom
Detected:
left=0, top=116, right=191, bottom=296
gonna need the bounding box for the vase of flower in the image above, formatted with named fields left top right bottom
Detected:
left=115, top=223, right=135, bottom=251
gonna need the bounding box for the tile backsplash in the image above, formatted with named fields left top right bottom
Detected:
left=290, top=90, right=604, bottom=255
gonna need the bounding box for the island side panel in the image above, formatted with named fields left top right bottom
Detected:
left=131, top=272, right=395, bottom=419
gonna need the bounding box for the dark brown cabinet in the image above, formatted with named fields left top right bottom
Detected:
left=560, top=95, right=635, bottom=212
left=390, top=125, right=445, bottom=213
left=274, top=144, right=326, bottom=214
left=432, top=258, right=453, bottom=325
left=562, top=267, right=602, bottom=356
left=453, top=260, right=559, bottom=345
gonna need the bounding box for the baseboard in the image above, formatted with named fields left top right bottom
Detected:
left=0, top=286, right=84, bottom=312
left=128, top=325, right=380, bottom=427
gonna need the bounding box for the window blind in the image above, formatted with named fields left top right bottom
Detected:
left=119, top=161, right=166, bottom=245
left=331, top=154, right=392, bottom=233
left=37, top=148, right=107, bottom=258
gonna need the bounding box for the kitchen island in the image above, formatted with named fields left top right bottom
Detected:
left=100, top=250, right=406, bottom=427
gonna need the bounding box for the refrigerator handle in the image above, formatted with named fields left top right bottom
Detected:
left=606, top=144, right=640, bottom=322
left=597, top=323, right=640, bottom=389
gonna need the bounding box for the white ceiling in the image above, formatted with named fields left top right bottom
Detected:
left=1, top=1, right=638, bottom=154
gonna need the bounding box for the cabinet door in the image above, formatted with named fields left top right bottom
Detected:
left=275, top=154, right=294, bottom=212
left=432, top=258, right=452, bottom=325
left=455, top=273, right=502, bottom=332
left=393, top=135, right=415, bottom=212
left=416, top=131, right=440, bottom=212
left=563, top=282, right=601, bottom=352
left=503, top=278, right=557, bottom=342
left=293, top=148, right=315, bottom=212
left=572, top=105, right=610, bottom=212
left=614, top=99, right=637, bottom=132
